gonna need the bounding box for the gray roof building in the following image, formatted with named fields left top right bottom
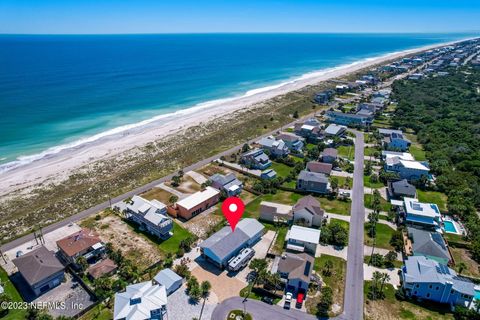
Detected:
left=407, top=227, right=451, bottom=264
left=153, top=268, right=183, bottom=296
left=388, top=179, right=417, bottom=198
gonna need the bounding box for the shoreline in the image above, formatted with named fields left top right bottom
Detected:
left=0, top=37, right=474, bottom=197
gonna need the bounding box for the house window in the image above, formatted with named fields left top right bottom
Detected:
left=426, top=293, right=430, bottom=298
left=413, top=291, right=417, bottom=295
left=415, top=284, right=419, bottom=288
left=436, top=286, right=439, bottom=290
left=429, top=285, right=432, bottom=289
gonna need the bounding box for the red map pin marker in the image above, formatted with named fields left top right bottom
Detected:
left=222, top=197, right=245, bottom=232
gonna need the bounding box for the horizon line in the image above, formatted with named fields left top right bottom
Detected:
left=1, top=30, right=480, bottom=36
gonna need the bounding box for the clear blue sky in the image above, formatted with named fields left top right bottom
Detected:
left=0, top=0, right=479, bottom=34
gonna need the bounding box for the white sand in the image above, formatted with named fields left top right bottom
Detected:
left=0, top=39, right=470, bottom=197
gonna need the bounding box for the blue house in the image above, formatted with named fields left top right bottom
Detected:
left=379, top=129, right=411, bottom=151
left=402, top=197, right=441, bottom=231
left=240, top=148, right=272, bottom=170
left=402, top=256, right=475, bottom=308
left=199, top=218, right=264, bottom=268
left=209, top=173, right=243, bottom=196
left=384, top=157, right=430, bottom=181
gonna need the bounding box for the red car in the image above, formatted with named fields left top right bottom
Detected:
left=296, top=293, right=304, bottom=308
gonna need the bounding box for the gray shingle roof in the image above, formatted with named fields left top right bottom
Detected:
left=390, top=179, right=416, bottom=197
left=12, top=246, right=64, bottom=286
left=293, top=195, right=325, bottom=218
left=407, top=227, right=451, bottom=261
left=298, top=170, right=329, bottom=184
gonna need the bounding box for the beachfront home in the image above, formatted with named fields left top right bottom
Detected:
left=123, top=195, right=173, bottom=240
left=114, top=281, right=168, bottom=320
left=381, top=151, right=415, bottom=162
left=240, top=148, right=272, bottom=170
left=402, top=197, right=441, bottom=231
left=271, top=252, right=314, bottom=296
left=12, top=246, right=64, bottom=297
left=384, top=156, right=430, bottom=181
left=259, top=201, right=293, bottom=224
left=294, top=123, right=322, bottom=141
left=257, top=136, right=289, bottom=157
left=56, top=228, right=105, bottom=266
left=292, top=195, right=325, bottom=227
left=175, top=186, right=220, bottom=220
left=314, top=90, right=334, bottom=104
left=387, top=179, right=417, bottom=199
left=153, top=268, right=183, bottom=296
left=325, top=110, right=373, bottom=127
left=285, top=225, right=321, bottom=254
left=209, top=172, right=243, bottom=196
left=379, top=128, right=411, bottom=151
left=320, top=148, right=338, bottom=164
left=402, top=256, right=475, bottom=308
left=199, top=218, right=264, bottom=269
left=306, top=161, right=332, bottom=176
left=324, top=124, right=346, bottom=137
left=405, top=227, right=452, bottom=265
left=296, top=170, right=330, bottom=194
left=276, top=132, right=304, bottom=152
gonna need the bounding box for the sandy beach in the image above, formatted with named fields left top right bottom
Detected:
left=0, top=38, right=470, bottom=197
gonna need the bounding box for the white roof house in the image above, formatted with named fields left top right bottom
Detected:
left=399, top=160, right=429, bottom=171
left=382, top=151, right=415, bottom=161
left=286, top=225, right=321, bottom=244
left=176, top=186, right=220, bottom=211
left=404, top=198, right=440, bottom=219
left=153, top=268, right=183, bottom=296
left=114, top=281, right=168, bottom=320
left=301, top=124, right=315, bottom=131
left=324, top=124, right=347, bottom=136
left=124, top=195, right=171, bottom=228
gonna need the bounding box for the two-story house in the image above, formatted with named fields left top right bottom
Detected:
left=296, top=170, right=330, bottom=194
left=240, top=148, right=272, bottom=170
left=285, top=225, right=320, bottom=254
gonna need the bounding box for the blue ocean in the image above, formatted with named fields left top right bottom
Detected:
left=0, top=33, right=473, bottom=169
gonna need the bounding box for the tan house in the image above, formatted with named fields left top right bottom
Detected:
left=175, top=186, right=220, bottom=220
left=259, top=201, right=293, bottom=224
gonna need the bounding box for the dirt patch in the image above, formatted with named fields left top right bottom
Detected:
left=81, top=212, right=163, bottom=270
left=450, top=247, right=480, bottom=277
left=166, top=176, right=201, bottom=193
left=182, top=208, right=224, bottom=239
left=140, top=187, right=175, bottom=204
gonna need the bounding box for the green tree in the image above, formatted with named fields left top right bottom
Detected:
left=168, top=195, right=179, bottom=204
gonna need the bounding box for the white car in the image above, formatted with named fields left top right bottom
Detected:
left=283, top=292, right=293, bottom=309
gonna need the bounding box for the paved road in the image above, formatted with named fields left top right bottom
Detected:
left=0, top=113, right=317, bottom=253
left=211, top=297, right=319, bottom=320
left=341, top=130, right=365, bottom=320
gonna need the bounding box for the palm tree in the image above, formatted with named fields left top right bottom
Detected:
left=379, top=272, right=390, bottom=298
left=199, top=281, right=211, bottom=320
left=323, top=259, right=334, bottom=276
left=371, top=271, right=383, bottom=300
left=268, top=272, right=282, bottom=295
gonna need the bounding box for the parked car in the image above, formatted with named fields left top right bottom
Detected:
left=283, top=292, right=293, bottom=309
left=261, top=296, right=274, bottom=305
left=296, top=292, right=305, bottom=308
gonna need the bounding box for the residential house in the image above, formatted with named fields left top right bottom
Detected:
left=257, top=136, right=289, bottom=157
left=12, top=246, right=64, bottom=297
left=259, top=201, right=293, bottom=224
left=240, top=148, right=272, bottom=170
left=321, top=148, right=338, bottom=164
left=153, top=268, right=183, bottom=296
left=209, top=173, right=243, bottom=196
left=314, top=90, right=334, bottom=104
left=261, top=169, right=277, bottom=180
left=285, top=225, right=321, bottom=254
left=276, top=132, right=304, bottom=152
left=379, top=129, right=411, bottom=151
left=124, top=195, right=173, bottom=240
left=271, top=252, right=314, bottom=296
left=114, top=281, right=168, bottom=320
left=384, top=156, right=430, bottom=181
left=402, top=197, right=441, bottom=231
left=199, top=218, right=264, bottom=268
left=88, top=258, right=118, bottom=280
left=292, top=196, right=325, bottom=227
left=402, top=256, right=474, bottom=308
left=405, top=227, right=452, bottom=265
left=387, top=179, right=417, bottom=199
left=324, top=124, right=346, bottom=137
left=296, top=170, right=330, bottom=194
left=57, top=228, right=105, bottom=265
left=175, top=186, right=220, bottom=220
left=306, top=161, right=332, bottom=176
left=357, top=102, right=383, bottom=114
left=326, top=110, right=373, bottom=127
left=381, top=151, right=415, bottom=162
left=294, top=123, right=323, bottom=141
left=335, top=84, right=349, bottom=94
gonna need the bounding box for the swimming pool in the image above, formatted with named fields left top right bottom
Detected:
left=475, top=289, right=480, bottom=300
left=444, top=220, right=458, bottom=233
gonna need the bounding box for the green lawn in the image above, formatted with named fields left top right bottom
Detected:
left=0, top=266, right=26, bottom=320
left=271, top=161, right=294, bottom=178
left=272, top=226, right=288, bottom=255
left=364, top=194, right=392, bottom=212
left=157, top=222, right=194, bottom=254
left=330, top=218, right=350, bottom=231
left=244, top=190, right=302, bottom=218
left=337, top=145, right=354, bottom=161
left=363, top=175, right=384, bottom=189
left=306, top=143, right=317, bottom=151
left=417, top=190, right=448, bottom=212
left=363, top=255, right=403, bottom=269
left=331, top=176, right=353, bottom=189
left=310, top=254, right=346, bottom=316
left=365, top=147, right=380, bottom=157
left=364, top=281, right=454, bottom=320
left=409, top=144, right=427, bottom=161
left=364, top=223, right=395, bottom=250
left=228, top=310, right=253, bottom=320
left=318, top=197, right=351, bottom=215
left=80, top=304, right=113, bottom=320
